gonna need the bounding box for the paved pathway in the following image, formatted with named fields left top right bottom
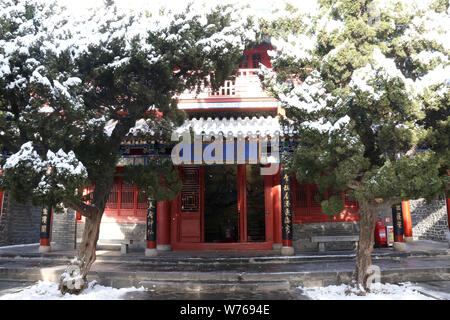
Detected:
left=1, top=280, right=450, bottom=300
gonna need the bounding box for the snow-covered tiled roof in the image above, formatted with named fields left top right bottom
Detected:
left=106, top=116, right=295, bottom=139
left=175, top=116, right=294, bottom=138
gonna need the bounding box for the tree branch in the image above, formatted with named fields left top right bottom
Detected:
left=348, top=180, right=362, bottom=190
left=63, top=199, right=99, bottom=218
left=372, top=197, right=402, bottom=209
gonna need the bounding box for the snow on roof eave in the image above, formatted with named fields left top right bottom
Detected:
left=174, top=115, right=294, bottom=138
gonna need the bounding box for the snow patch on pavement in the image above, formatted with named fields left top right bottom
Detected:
left=0, top=280, right=145, bottom=300
left=299, top=282, right=435, bottom=300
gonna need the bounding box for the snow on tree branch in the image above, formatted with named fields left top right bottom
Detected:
left=1, top=141, right=88, bottom=206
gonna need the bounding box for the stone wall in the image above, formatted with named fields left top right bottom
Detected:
left=410, top=198, right=448, bottom=242
left=50, top=206, right=77, bottom=251
left=0, top=193, right=42, bottom=246
left=292, top=221, right=360, bottom=252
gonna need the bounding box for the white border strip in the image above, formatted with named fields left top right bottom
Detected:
left=0, top=243, right=39, bottom=249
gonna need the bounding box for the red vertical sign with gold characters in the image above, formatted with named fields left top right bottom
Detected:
left=280, top=169, right=293, bottom=244
left=40, top=206, right=52, bottom=241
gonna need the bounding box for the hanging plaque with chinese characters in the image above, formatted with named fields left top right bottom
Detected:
left=280, top=169, right=293, bottom=241
left=146, top=199, right=157, bottom=242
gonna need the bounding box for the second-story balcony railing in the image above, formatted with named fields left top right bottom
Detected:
left=177, top=68, right=271, bottom=100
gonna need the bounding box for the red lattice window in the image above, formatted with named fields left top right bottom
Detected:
left=292, top=177, right=359, bottom=223
left=120, top=182, right=134, bottom=210
left=181, top=167, right=201, bottom=213
left=344, top=192, right=359, bottom=213
left=295, top=184, right=307, bottom=207
left=103, top=177, right=147, bottom=220
left=105, top=180, right=119, bottom=210
left=137, top=195, right=147, bottom=210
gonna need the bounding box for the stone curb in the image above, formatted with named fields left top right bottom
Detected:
left=139, top=280, right=291, bottom=293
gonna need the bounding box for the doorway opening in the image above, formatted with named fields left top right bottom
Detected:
left=204, top=165, right=238, bottom=243
left=245, top=165, right=266, bottom=242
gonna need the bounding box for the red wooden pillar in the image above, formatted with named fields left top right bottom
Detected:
left=0, top=190, right=3, bottom=216
left=157, top=200, right=171, bottom=251
left=447, top=197, right=450, bottom=231
left=272, top=170, right=282, bottom=249
left=264, top=171, right=274, bottom=244
left=237, top=165, right=247, bottom=242
left=402, top=200, right=413, bottom=243
left=39, top=206, right=52, bottom=253
left=0, top=171, right=2, bottom=216
left=447, top=170, right=450, bottom=231
left=170, top=192, right=180, bottom=245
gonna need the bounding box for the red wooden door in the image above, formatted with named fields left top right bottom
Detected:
left=264, top=172, right=274, bottom=242
left=179, top=166, right=203, bottom=243
left=238, top=164, right=273, bottom=244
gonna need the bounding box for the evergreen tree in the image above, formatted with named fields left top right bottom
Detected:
left=0, top=0, right=256, bottom=293
left=260, top=0, right=449, bottom=291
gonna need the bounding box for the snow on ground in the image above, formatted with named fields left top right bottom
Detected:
left=0, top=280, right=145, bottom=300
left=299, top=282, right=435, bottom=300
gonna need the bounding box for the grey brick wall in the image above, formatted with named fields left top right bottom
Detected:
left=50, top=206, right=77, bottom=251
left=0, top=193, right=42, bottom=246
left=410, top=198, right=448, bottom=242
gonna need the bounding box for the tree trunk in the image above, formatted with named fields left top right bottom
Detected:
left=59, top=211, right=103, bottom=294
left=353, top=200, right=378, bottom=292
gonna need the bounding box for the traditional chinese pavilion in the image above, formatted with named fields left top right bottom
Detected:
left=79, top=42, right=364, bottom=255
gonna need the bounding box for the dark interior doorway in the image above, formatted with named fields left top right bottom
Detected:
left=245, top=165, right=266, bottom=242
left=204, top=165, right=238, bottom=243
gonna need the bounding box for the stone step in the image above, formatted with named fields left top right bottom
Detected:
left=0, top=263, right=449, bottom=290
left=0, top=250, right=448, bottom=269
left=139, top=280, right=291, bottom=293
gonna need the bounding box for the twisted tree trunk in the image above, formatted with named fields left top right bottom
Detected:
left=353, top=198, right=400, bottom=292
left=353, top=200, right=378, bottom=291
